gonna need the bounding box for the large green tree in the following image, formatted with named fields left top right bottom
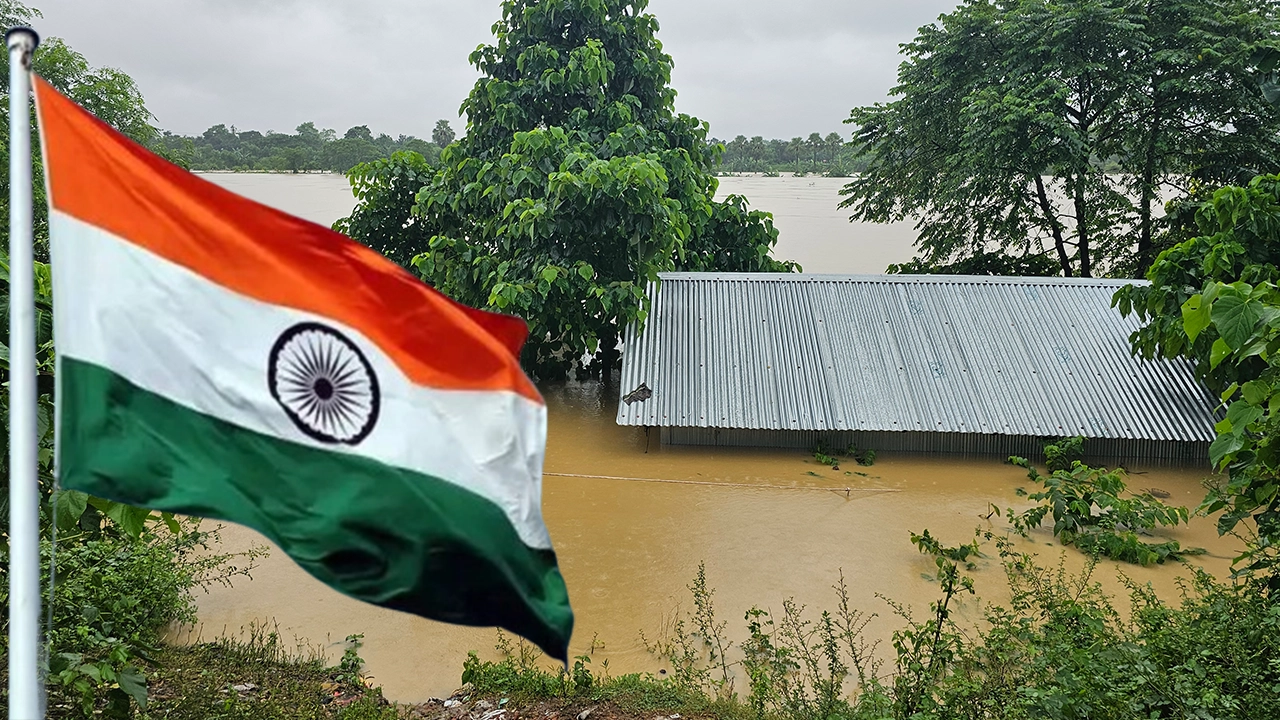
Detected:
left=338, top=0, right=795, bottom=380
left=842, top=0, right=1280, bottom=278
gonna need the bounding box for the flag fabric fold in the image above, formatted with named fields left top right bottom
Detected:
left=34, top=76, right=573, bottom=659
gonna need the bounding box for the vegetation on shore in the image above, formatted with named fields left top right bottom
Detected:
left=711, top=133, right=865, bottom=177
left=461, top=535, right=1279, bottom=720
left=151, top=122, right=447, bottom=175
left=1117, top=173, right=1280, bottom=582
left=151, top=124, right=866, bottom=179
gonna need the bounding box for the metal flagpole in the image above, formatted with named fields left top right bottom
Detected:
left=7, top=25, right=42, bottom=720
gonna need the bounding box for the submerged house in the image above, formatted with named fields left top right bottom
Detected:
left=615, top=273, right=1217, bottom=463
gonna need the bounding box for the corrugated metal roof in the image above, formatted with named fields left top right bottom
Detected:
left=616, top=273, right=1217, bottom=442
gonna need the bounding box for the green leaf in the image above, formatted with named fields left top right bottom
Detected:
left=1242, top=380, right=1271, bottom=406
left=1210, top=432, right=1246, bottom=467
left=52, top=490, right=89, bottom=532
left=1225, top=401, right=1264, bottom=430
left=117, top=666, right=148, bottom=708
left=1210, top=294, right=1265, bottom=349
left=541, top=266, right=559, bottom=283
left=105, top=503, right=153, bottom=539
left=1182, top=294, right=1211, bottom=343
left=1210, top=337, right=1232, bottom=369
left=161, top=512, right=181, bottom=535
left=86, top=496, right=116, bottom=513
left=1221, top=382, right=1239, bottom=402
left=578, top=263, right=594, bottom=281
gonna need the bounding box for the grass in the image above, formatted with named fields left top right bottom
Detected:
left=126, top=629, right=399, bottom=720
left=121, top=628, right=742, bottom=720
left=459, top=646, right=748, bottom=720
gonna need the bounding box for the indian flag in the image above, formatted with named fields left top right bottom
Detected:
left=33, top=77, right=573, bottom=659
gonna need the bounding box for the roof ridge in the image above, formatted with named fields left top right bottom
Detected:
left=656, top=272, right=1145, bottom=286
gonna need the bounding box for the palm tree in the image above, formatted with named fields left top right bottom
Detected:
left=807, top=132, right=823, bottom=170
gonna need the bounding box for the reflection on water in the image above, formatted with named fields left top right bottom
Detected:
left=184, top=380, right=1237, bottom=703
left=196, top=173, right=918, bottom=274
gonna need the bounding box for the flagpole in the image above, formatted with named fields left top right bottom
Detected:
left=7, top=25, right=42, bottom=720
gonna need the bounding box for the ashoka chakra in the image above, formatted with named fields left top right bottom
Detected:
left=268, top=322, right=380, bottom=445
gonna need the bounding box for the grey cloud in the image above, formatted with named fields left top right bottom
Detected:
left=32, top=0, right=957, bottom=140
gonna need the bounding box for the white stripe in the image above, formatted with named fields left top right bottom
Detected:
left=50, top=210, right=552, bottom=549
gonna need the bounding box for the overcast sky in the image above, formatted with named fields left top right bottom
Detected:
left=32, top=0, right=959, bottom=141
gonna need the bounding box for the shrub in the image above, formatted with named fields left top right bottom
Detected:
left=0, top=518, right=266, bottom=718
left=1004, top=438, right=1200, bottom=565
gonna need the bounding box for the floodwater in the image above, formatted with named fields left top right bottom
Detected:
left=197, top=172, right=918, bottom=274
left=179, top=174, right=1236, bottom=702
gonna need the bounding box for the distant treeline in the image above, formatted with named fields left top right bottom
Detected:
left=152, top=119, right=458, bottom=173
left=153, top=120, right=867, bottom=177
left=711, top=132, right=869, bottom=176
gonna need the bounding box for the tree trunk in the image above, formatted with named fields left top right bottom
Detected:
left=1137, top=111, right=1160, bottom=277
left=1138, top=178, right=1153, bottom=277
left=1074, top=179, right=1091, bottom=278
left=1035, top=175, right=1073, bottom=276
left=600, top=327, right=620, bottom=385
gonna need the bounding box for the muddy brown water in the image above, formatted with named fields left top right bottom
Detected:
left=179, top=174, right=1234, bottom=702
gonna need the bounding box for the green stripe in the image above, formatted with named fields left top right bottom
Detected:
left=58, top=357, right=573, bottom=660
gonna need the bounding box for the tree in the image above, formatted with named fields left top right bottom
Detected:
left=200, top=123, right=236, bottom=150
left=341, top=0, right=796, bottom=379
left=432, top=118, right=456, bottom=148
left=400, top=136, right=439, bottom=162
left=806, top=132, right=823, bottom=170
left=321, top=135, right=380, bottom=173
left=887, top=251, right=1059, bottom=276
left=280, top=146, right=308, bottom=173
left=713, top=132, right=865, bottom=175
left=344, top=124, right=374, bottom=142
left=748, top=135, right=765, bottom=165
left=824, top=132, right=842, bottom=163
left=1115, top=175, right=1280, bottom=581
left=841, top=0, right=1280, bottom=278
left=787, top=136, right=804, bottom=171
left=334, top=151, right=437, bottom=267
left=295, top=121, right=324, bottom=149
left=0, top=0, right=159, bottom=258
left=1118, top=0, right=1280, bottom=274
